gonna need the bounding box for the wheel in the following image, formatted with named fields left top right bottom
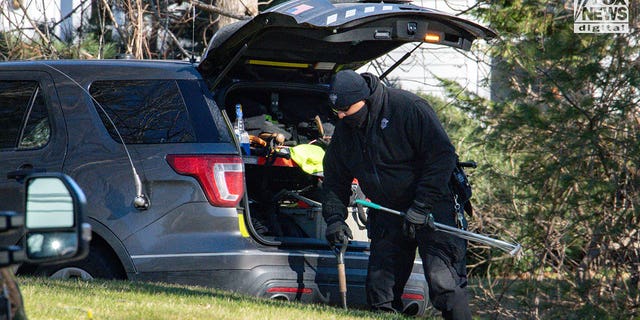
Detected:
left=32, top=242, right=125, bottom=280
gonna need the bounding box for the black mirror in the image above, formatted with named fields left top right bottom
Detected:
left=23, top=173, right=91, bottom=263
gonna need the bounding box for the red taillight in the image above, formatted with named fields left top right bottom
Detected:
left=402, top=293, right=425, bottom=301
left=266, top=287, right=312, bottom=294
left=166, top=154, right=244, bottom=207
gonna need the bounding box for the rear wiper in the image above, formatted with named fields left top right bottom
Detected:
left=379, top=42, right=423, bottom=80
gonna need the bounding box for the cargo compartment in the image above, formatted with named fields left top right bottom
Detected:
left=217, top=83, right=368, bottom=244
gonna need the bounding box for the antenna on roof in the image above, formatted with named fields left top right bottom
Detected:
left=190, top=3, right=196, bottom=64
left=38, top=62, right=150, bottom=210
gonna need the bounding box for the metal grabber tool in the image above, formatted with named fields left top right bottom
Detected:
left=355, top=199, right=522, bottom=257
left=329, top=237, right=349, bottom=309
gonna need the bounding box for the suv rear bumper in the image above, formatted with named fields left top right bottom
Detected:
left=130, top=246, right=429, bottom=314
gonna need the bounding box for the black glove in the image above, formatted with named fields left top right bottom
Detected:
left=402, top=206, right=435, bottom=239
left=325, top=219, right=353, bottom=245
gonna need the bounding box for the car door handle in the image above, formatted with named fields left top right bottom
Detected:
left=6, top=167, right=47, bottom=182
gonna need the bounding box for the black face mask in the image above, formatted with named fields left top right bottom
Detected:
left=342, top=104, right=369, bottom=129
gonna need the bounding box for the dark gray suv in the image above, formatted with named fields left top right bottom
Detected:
left=1, top=0, right=494, bottom=314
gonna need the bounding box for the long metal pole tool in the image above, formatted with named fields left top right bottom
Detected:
left=355, top=199, right=522, bottom=256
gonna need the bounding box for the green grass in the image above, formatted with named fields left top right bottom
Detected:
left=18, top=276, right=424, bottom=320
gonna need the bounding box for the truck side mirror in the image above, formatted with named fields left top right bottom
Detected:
left=23, top=173, right=91, bottom=263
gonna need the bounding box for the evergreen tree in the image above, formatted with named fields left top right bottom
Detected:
left=448, top=1, right=639, bottom=318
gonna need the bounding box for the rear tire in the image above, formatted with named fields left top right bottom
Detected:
left=32, top=242, right=125, bottom=280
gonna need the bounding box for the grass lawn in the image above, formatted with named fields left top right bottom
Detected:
left=18, top=276, right=429, bottom=320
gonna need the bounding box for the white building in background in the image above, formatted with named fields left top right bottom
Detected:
left=0, top=0, right=91, bottom=42
left=360, top=0, right=492, bottom=99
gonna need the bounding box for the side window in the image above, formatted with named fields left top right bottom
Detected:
left=19, top=87, right=51, bottom=149
left=0, top=81, right=51, bottom=150
left=89, top=80, right=196, bottom=144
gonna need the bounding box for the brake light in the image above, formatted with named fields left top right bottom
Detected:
left=166, top=154, right=244, bottom=207
left=266, top=287, right=312, bottom=294
left=402, top=293, right=425, bottom=301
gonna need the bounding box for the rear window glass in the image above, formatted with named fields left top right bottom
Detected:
left=0, top=81, right=51, bottom=150
left=90, top=80, right=200, bottom=144
left=19, top=87, right=51, bottom=150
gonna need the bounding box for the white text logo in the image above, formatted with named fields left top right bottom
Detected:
left=574, top=0, right=629, bottom=33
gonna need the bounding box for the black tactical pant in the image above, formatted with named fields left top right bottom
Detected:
left=365, top=201, right=471, bottom=320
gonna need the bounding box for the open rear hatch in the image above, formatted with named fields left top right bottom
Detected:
left=197, top=0, right=496, bottom=246
left=198, top=0, right=496, bottom=84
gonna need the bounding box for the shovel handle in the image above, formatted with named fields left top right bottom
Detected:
left=330, top=237, right=349, bottom=309
left=338, top=262, right=347, bottom=309
left=337, top=262, right=346, bottom=293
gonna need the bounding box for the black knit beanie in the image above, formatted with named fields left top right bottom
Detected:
left=328, top=70, right=371, bottom=110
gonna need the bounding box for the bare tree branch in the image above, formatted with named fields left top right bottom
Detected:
left=239, top=0, right=258, bottom=16
left=190, top=0, right=252, bottom=20
left=16, top=1, right=58, bottom=56
left=49, top=0, right=92, bottom=30
left=101, top=0, right=130, bottom=52
left=163, top=26, right=192, bottom=58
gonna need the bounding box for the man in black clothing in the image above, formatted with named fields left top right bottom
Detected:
left=322, top=70, right=470, bottom=319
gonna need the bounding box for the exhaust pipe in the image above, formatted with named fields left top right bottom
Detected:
left=269, top=294, right=289, bottom=301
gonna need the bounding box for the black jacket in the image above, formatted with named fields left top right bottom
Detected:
left=322, top=73, right=457, bottom=223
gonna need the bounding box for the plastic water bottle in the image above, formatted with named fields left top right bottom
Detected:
left=234, top=104, right=251, bottom=155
